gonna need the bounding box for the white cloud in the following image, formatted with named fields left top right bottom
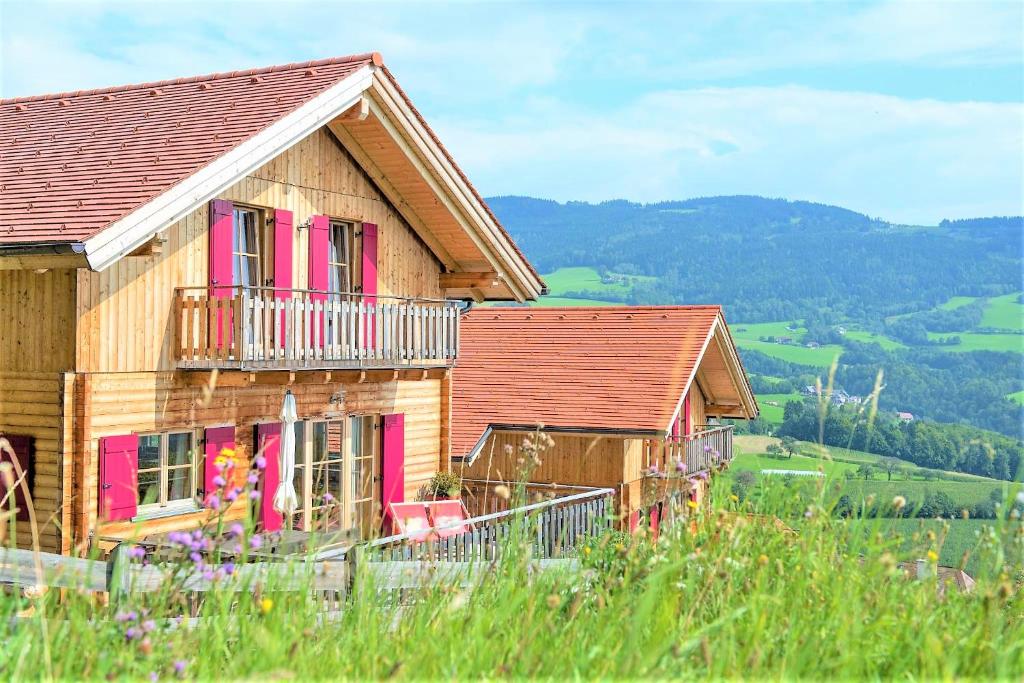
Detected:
left=436, top=86, right=1024, bottom=223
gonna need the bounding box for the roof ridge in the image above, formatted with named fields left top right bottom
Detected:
left=2, top=52, right=382, bottom=105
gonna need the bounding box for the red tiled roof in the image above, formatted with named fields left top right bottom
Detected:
left=451, top=306, right=722, bottom=456
left=0, top=54, right=379, bottom=245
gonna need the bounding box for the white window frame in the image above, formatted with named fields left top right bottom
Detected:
left=136, top=429, right=199, bottom=516
left=290, top=415, right=379, bottom=537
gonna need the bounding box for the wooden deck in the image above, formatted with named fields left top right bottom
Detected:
left=173, top=286, right=460, bottom=371
left=642, top=425, right=734, bottom=476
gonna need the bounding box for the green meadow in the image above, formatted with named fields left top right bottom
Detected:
left=1008, top=390, right=1024, bottom=406
left=843, top=329, right=907, bottom=350
left=733, top=339, right=843, bottom=367
left=753, top=392, right=804, bottom=424
left=980, top=292, right=1024, bottom=330
left=927, top=331, right=1024, bottom=353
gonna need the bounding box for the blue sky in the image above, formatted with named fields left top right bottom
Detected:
left=2, top=1, right=1022, bottom=223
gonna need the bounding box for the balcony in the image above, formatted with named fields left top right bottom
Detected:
left=642, top=424, right=735, bottom=476
left=173, top=286, right=460, bottom=371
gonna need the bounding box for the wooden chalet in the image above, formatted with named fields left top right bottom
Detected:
left=451, top=306, right=758, bottom=530
left=0, top=53, right=544, bottom=554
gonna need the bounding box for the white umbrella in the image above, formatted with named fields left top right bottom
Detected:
left=272, top=390, right=299, bottom=516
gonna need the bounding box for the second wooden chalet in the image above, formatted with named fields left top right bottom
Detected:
left=0, top=53, right=544, bottom=554
left=451, top=306, right=758, bottom=529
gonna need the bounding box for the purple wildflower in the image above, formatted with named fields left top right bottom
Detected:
left=675, top=460, right=687, bottom=474
left=228, top=522, right=244, bottom=538
left=202, top=569, right=215, bottom=581
left=703, top=445, right=712, bottom=453
left=142, top=620, right=156, bottom=633
left=249, top=490, right=261, bottom=502
left=125, top=626, right=141, bottom=640
left=212, top=475, right=227, bottom=488
left=247, top=473, right=260, bottom=486
left=254, top=455, right=267, bottom=470
left=167, top=531, right=186, bottom=545
left=206, top=495, right=221, bottom=510
left=224, top=561, right=236, bottom=576
left=128, top=546, right=146, bottom=560
left=115, top=611, right=137, bottom=623
left=322, top=492, right=334, bottom=503
left=173, top=661, right=187, bottom=677
left=149, top=673, right=159, bottom=683
left=225, top=488, right=239, bottom=503
left=249, top=535, right=263, bottom=550
left=189, top=551, right=202, bottom=564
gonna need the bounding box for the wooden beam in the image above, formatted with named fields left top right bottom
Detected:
left=0, top=253, right=89, bottom=271
left=338, top=97, right=370, bottom=121
left=439, top=271, right=499, bottom=290
left=127, top=232, right=167, bottom=257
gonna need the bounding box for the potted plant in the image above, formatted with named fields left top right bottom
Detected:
left=424, top=471, right=462, bottom=500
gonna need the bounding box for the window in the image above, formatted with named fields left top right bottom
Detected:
left=349, top=415, right=377, bottom=537
left=327, top=221, right=355, bottom=295
left=137, top=431, right=197, bottom=512
left=232, top=206, right=274, bottom=289
left=290, top=416, right=379, bottom=538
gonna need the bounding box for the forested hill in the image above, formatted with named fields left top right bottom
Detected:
left=486, top=195, right=1023, bottom=324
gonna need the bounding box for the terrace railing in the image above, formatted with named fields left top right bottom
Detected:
left=642, top=424, right=734, bottom=476
left=174, top=286, right=460, bottom=371
left=349, top=484, right=615, bottom=563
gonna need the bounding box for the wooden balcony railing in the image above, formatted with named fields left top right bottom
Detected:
left=642, top=425, right=734, bottom=476
left=174, top=286, right=460, bottom=370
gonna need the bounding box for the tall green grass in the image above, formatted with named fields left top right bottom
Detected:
left=3, top=475, right=1022, bottom=680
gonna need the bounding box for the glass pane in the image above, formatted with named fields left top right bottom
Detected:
left=292, top=464, right=305, bottom=503
left=167, top=433, right=192, bottom=468
left=349, top=416, right=363, bottom=458
left=312, top=422, right=328, bottom=464
left=312, top=461, right=342, bottom=500
left=166, top=468, right=190, bottom=502
left=138, top=470, right=160, bottom=506
left=138, top=435, right=160, bottom=471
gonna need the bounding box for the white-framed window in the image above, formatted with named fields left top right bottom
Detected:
left=232, top=206, right=275, bottom=289
left=290, top=416, right=378, bottom=537
left=137, top=430, right=198, bottom=512
left=327, top=221, right=355, bottom=295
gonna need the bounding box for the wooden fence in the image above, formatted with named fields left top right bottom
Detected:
left=2, top=487, right=614, bottom=613
left=174, top=286, right=460, bottom=370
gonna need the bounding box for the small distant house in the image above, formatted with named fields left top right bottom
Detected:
left=805, top=341, right=820, bottom=349
left=802, top=385, right=818, bottom=396
left=836, top=326, right=847, bottom=335
left=897, top=412, right=915, bottom=422
left=777, top=336, right=794, bottom=345
left=451, top=306, right=759, bottom=531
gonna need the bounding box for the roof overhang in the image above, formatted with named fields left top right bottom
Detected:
left=666, top=313, right=760, bottom=427
left=71, top=64, right=542, bottom=302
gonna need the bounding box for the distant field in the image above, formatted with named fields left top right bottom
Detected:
left=1008, top=390, right=1024, bottom=405
left=843, top=329, right=907, bottom=350
left=732, top=450, right=856, bottom=477
left=732, top=321, right=805, bottom=341
left=938, top=295, right=977, bottom=311
left=980, top=292, right=1024, bottom=329
left=735, top=339, right=843, bottom=367
left=541, top=266, right=653, bottom=296
left=926, top=331, right=1024, bottom=353
left=754, top=392, right=804, bottom=423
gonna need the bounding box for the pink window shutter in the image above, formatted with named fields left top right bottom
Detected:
left=380, top=413, right=405, bottom=534
left=203, top=426, right=235, bottom=505
left=0, top=434, right=33, bottom=522
left=361, top=223, right=378, bottom=348
left=255, top=423, right=283, bottom=532
left=209, top=199, right=234, bottom=348
left=273, top=209, right=293, bottom=342
left=308, top=215, right=330, bottom=346
left=99, top=434, right=139, bottom=522
left=683, top=395, right=692, bottom=436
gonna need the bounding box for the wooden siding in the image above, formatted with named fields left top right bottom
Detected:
left=76, top=128, right=444, bottom=374
left=457, top=430, right=626, bottom=490
left=688, top=383, right=707, bottom=431
left=0, top=371, right=72, bottom=553
left=0, top=269, right=76, bottom=373
left=79, top=372, right=442, bottom=543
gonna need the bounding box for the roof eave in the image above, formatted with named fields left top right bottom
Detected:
left=80, top=65, right=376, bottom=272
